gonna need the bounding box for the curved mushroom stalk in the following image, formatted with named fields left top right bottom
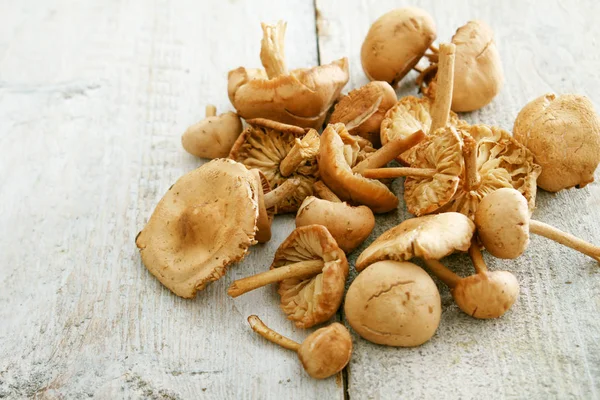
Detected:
left=260, top=21, right=288, bottom=79
left=279, top=129, right=320, bottom=177
left=529, top=221, right=600, bottom=263
left=247, top=315, right=352, bottom=379
left=351, top=130, right=425, bottom=174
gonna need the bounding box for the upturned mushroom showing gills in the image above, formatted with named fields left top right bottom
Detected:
left=475, top=188, right=600, bottom=263
left=228, top=21, right=349, bottom=129
left=344, top=260, right=441, bottom=347
left=228, top=225, right=348, bottom=328
left=229, top=118, right=320, bottom=213
left=247, top=315, right=352, bottom=379
left=136, top=159, right=259, bottom=298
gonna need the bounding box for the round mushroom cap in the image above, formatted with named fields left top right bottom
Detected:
left=297, top=322, right=352, bottom=379
left=475, top=188, right=530, bottom=259
left=319, top=123, right=398, bottom=213
left=136, top=159, right=259, bottom=298
left=361, top=7, right=436, bottom=85
left=452, top=270, right=520, bottom=319
left=296, top=196, right=375, bottom=253
left=345, top=261, right=441, bottom=347
left=513, top=93, right=600, bottom=192
left=356, top=213, right=475, bottom=271
left=272, top=225, right=348, bottom=328
left=181, top=111, right=243, bottom=159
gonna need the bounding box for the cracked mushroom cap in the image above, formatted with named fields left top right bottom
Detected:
left=319, top=123, right=398, bottom=213
left=136, top=159, right=259, bottom=298
left=272, top=225, right=348, bottom=328
left=356, top=213, right=475, bottom=271
left=344, top=260, right=441, bottom=347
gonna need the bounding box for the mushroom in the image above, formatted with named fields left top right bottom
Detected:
left=513, top=93, right=600, bottom=192
left=228, top=21, right=349, bottom=129
left=228, top=225, right=348, bottom=328
left=247, top=315, right=352, bottom=379
left=181, top=105, right=243, bottom=159
left=344, top=260, right=441, bottom=347
left=475, top=188, right=600, bottom=262
left=329, top=81, right=397, bottom=146
left=361, top=7, right=436, bottom=86
left=136, top=159, right=259, bottom=298
left=229, top=118, right=320, bottom=213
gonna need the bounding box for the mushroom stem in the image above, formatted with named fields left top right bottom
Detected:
left=263, top=178, right=300, bottom=210
left=468, top=241, right=489, bottom=273
left=260, top=21, right=288, bottom=79
left=205, top=105, right=217, bottom=117
left=352, top=130, right=425, bottom=174
left=248, top=315, right=300, bottom=351
left=228, top=259, right=325, bottom=297
left=362, top=167, right=436, bottom=179
left=429, top=43, right=456, bottom=133
left=313, top=181, right=341, bottom=202
left=429, top=45, right=439, bottom=53
left=423, top=259, right=461, bottom=288
left=279, top=129, right=320, bottom=177
left=529, top=220, right=600, bottom=263
left=462, top=135, right=481, bottom=191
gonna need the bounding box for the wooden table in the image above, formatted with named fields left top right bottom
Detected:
left=1, top=1, right=599, bottom=398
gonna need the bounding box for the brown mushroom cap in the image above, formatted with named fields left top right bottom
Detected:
left=296, top=196, right=375, bottom=253
left=356, top=213, right=475, bottom=271
left=136, top=159, right=258, bottom=298
left=344, top=260, right=441, bottom=347
left=272, top=225, right=348, bottom=328
left=181, top=107, right=243, bottom=159
left=513, top=93, right=600, bottom=192
left=297, top=322, right=353, bottom=379
left=319, top=123, right=398, bottom=213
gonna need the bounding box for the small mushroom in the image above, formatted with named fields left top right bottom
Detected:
left=247, top=315, right=352, bottom=379
left=181, top=105, right=243, bottom=159
left=513, top=93, right=600, bottom=192
left=228, top=21, right=349, bottom=129
left=228, top=225, right=348, bottom=328
left=361, top=7, right=436, bottom=85
left=136, top=159, right=259, bottom=298
left=344, top=260, right=441, bottom=347
left=475, top=188, right=600, bottom=262
left=329, top=81, right=397, bottom=146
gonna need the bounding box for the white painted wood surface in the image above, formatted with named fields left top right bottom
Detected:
left=0, top=0, right=599, bottom=399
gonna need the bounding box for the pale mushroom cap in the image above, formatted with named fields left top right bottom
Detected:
left=452, top=270, right=520, bottom=319
left=273, top=225, right=348, bottom=328
left=356, top=213, right=475, bottom=271
left=136, top=159, right=258, bottom=298
left=296, top=196, right=375, bottom=253
left=345, top=261, right=441, bottom=347
left=513, top=93, right=600, bottom=192
left=361, top=7, right=436, bottom=85
left=475, top=188, right=530, bottom=259
left=298, top=322, right=352, bottom=379
left=181, top=111, right=243, bottom=159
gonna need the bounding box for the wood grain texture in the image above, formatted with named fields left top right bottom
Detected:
left=316, top=0, right=600, bottom=398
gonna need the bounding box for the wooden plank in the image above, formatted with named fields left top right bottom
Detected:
left=316, top=0, right=600, bottom=398
left=0, top=0, right=344, bottom=398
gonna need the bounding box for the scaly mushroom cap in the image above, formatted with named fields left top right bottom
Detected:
left=356, top=213, right=475, bottom=271
left=329, top=81, right=397, bottom=146
left=136, top=159, right=258, bottom=298
left=513, top=93, right=600, bottom=192
left=272, top=225, right=348, bottom=328
left=181, top=110, right=243, bottom=159
left=345, top=261, right=441, bottom=347
left=229, top=119, right=318, bottom=213
left=319, top=123, right=398, bottom=213
left=297, top=322, right=353, bottom=379
left=251, top=169, right=274, bottom=243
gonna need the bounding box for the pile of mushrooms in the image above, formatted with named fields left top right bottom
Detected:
left=133, top=11, right=600, bottom=382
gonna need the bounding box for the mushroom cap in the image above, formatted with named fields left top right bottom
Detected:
left=329, top=81, right=397, bottom=146
left=513, top=93, right=600, bottom=192
left=228, top=58, right=349, bottom=129
left=319, top=123, right=399, bottom=213
left=361, top=7, right=436, bottom=85
left=229, top=119, right=319, bottom=213
left=296, top=196, right=375, bottom=253
left=297, top=322, right=352, bottom=379
left=272, top=225, right=348, bottom=328
left=251, top=169, right=274, bottom=243
left=345, top=261, right=441, bottom=347
left=182, top=111, right=243, bottom=159
left=452, top=270, right=520, bottom=319
left=136, top=159, right=258, bottom=298
left=356, top=213, right=475, bottom=271
left=475, top=188, right=530, bottom=259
